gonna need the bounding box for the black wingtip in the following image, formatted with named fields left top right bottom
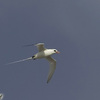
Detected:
left=22, top=44, right=34, bottom=47
left=47, top=80, right=49, bottom=84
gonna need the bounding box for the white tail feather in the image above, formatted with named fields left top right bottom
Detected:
left=6, top=57, right=33, bottom=65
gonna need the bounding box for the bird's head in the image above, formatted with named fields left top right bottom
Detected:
left=53, top=49, right=60, bottom=54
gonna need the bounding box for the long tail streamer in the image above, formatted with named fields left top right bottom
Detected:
left=6, top=57, right=33, bottom=65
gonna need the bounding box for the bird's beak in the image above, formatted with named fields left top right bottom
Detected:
left=56, top=51, right=60, bottom=53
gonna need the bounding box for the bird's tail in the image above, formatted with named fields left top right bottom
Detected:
left=6, top=57, right=33, bottom=65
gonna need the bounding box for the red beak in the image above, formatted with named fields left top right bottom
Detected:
left=56, top=51, right=60, bottom=53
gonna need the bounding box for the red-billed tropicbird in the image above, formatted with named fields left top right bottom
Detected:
left=7, top=43, right=60, bottom=83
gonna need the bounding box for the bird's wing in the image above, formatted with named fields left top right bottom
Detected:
left=46, top=56, right=56, bottom=83
left=35, top=43, right=46, bottom=52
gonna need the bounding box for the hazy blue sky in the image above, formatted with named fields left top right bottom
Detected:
left=0, top=0, right=100, bottom=100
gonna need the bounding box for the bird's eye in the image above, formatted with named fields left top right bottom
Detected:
left=54, top=50, right=56, bottom=52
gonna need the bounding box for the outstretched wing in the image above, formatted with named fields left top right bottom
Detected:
left=35, top=43, right=46, bottom=52
left=46, top=56, right=56, bottom=83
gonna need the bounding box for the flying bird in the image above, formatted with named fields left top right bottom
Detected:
left=7, top=43, right=60, bottom=83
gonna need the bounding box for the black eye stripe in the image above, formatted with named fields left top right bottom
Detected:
left=54, top=50, right=56, bottom=52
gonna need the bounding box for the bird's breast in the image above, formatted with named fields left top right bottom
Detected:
left=35, top=52, right=46, bottom=59
left=35, top=50, right=53, bottom=59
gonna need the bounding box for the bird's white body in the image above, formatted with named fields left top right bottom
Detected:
left=7, top=43, right=60, bottom=83
left=34, top=49, right=57, bottom=59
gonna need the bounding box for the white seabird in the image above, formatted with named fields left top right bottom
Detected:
left=7, top=43, right=60, bottom=83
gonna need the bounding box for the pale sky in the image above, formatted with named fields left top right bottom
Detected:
left=0, top=0, right=100, bottom=100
